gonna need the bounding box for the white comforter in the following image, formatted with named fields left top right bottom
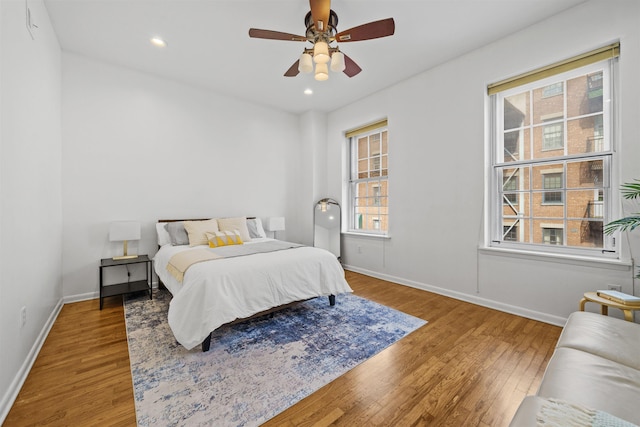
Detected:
left=154, top=238, right=353, bottom=350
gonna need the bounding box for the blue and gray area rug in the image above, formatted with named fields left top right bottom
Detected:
left=124, top=289, right=426, bottom=427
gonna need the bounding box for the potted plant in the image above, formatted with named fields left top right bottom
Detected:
left=604, top=179, right=640, bottom=278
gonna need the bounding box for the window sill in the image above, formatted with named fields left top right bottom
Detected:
left=342, top=231, right=391, bottom=239
left=478, top=246, right=632, bottom=271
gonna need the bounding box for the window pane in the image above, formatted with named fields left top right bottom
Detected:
left=567, top=71, right=603, bottom=117
left=357, top=137, right=368, bottom=159
left=369, top=134, right=381, bottom=156
left=567, top=219, right=603, bottom=248
left=357, top=159, right=368, bottom=178
left=566, top=160, right=603, bottom=189
left=566, top=189, right=603, bottom=219
left=502, top=128, right=531, bottom=163
left=504, top=92, right=529, bottom=130
left=533, top=84, right=564, bottom=125
left=567, top=115, right=605, bottom=155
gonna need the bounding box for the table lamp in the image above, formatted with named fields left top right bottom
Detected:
left=109, top=221, right=141, bottom=260
left=266, top=217, right=285, bottom=240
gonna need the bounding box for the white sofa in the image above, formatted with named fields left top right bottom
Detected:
left=509, top=311, right=640, bottom=426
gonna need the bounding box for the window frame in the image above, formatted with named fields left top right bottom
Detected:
left=346, top=122, right=389, bottom=236
left=488, top=58, right=618, bottom=258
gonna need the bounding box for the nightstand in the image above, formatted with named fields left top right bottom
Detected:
left=99, top=255, right=152, bottom=309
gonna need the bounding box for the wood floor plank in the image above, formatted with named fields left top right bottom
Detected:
left=5, top=271, right=561, bottom=426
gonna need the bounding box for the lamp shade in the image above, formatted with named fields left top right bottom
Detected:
left=265, top=217, right=285, bottom=232
left=109, top=221, right=141, bottom=241
left=314, top=62, right=329, bottom=81
left=330, top=51, right=346, bottom=72
left=313, top=41, right=330, bottom=64
left=298, top=53, right=313, bottom=73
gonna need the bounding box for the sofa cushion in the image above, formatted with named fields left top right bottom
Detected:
left=538, top=347, right=640, bottom=425
left=508, top=396, right=543, bottom=427
left=557, top=311, right=640, bottom=370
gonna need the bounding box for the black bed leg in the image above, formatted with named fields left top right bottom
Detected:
left=329, top=294, right=336, bottom=306
left=202, top=334, right=212, bottom=352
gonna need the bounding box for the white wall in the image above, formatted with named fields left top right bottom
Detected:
left=61, top=53, right=303, bottom=298
left=328, top=0, right=640, bottom=324
left=0, top=0, right=63, bottom=418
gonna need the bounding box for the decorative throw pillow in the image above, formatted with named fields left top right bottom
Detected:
left=206, top=230, right=244, bottom=248
left=156, top=223, right=171, bottom=247
left=217, top=216, right=252, bottom=242
left=246, top=218, right=267, bottom=239
left=183, top=219, right=219, bottom=247
left=164, top=222, right=190, bottom=246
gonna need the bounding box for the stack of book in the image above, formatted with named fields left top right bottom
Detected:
left=596, top=290, right=640, bottom=306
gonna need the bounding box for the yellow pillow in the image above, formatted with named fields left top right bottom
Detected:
left=206, top=230, right=244, bottom=248
left=183, top=219, right=219, bottom=247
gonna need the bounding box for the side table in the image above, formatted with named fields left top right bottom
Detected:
left=100, top=255, right=152, bottom=309
left=579, top=291, right=640, bottom=322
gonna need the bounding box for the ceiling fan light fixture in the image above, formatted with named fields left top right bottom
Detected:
left=313, top=41, right=330, bottom=64
left=330, top=51, right=346, bottom=72
left=298, top=53, right=313, bottom=73
left=314, top=62, right=329, bottom=81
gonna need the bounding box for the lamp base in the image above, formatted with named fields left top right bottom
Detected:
left=113, top=254, right=138, bottom=260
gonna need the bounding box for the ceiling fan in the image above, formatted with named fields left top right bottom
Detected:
left=248, top=0, right=395, bottom=80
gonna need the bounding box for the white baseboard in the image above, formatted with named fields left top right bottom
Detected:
left=343, top=264, right=568, bottom=327
left=0, top=297, right=64, bottom=424
left=1, top=280, right=162, bottom=424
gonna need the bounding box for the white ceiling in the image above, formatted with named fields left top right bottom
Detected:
left=43, top=0, right=587, bottom=114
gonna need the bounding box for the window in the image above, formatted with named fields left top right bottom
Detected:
left=542, top=227, right=563, bottom=245
left=542, top=82, right=563, bottom=98
left=487, top=43, right=619, bottom=257
left=542, top=172, right=563, bottom=204
left=347, top=120, right=388, bottom=235
left=542, top=123, right=564, bottom=150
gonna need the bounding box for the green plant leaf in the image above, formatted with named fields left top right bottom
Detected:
left=621, top=179, right=640, bottom=199
left=603, top=216, right=640, bottom=234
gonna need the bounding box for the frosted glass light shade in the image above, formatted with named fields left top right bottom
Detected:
left=313, top=41, right=330, bottom=64
left=330, top=51, right=346, bottom=72
left=298, top=53, right=313, bottom=73
left=314, top=62, right=329, bottom=81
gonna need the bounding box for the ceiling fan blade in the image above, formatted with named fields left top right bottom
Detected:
left=309, top=0, right=331, bottom=32
left=249, top=28, right=307, bottom=42
left=343, top=54, right=362, bottom=78
left=284, top=60, right=300, bottom=77
left=335, top=18, right=395, bottom=42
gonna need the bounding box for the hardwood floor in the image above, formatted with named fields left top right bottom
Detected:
left=5, top=271, right=561, bottom=426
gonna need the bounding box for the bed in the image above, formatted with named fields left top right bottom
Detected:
left=154, top=217, right=353, bottom=351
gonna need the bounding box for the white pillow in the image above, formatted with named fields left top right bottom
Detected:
left=247, top=218, right=267, bottom=238
left=156, top=223, right=171, bottom=246
left=217, top=216, right=252, bottom=242
left=183, top=219, right=219, bottom=246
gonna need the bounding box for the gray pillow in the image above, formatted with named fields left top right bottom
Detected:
left=165, top=222, right=189, bottom=246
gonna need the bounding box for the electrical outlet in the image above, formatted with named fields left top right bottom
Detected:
left=607, top=284, right=622, bottom=292
left=20, top=306, right=27, bottom=328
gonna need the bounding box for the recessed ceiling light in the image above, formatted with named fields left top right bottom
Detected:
left=150, top=37, right=167, bottom=48
left=304, top=88, right=313, bottom=95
